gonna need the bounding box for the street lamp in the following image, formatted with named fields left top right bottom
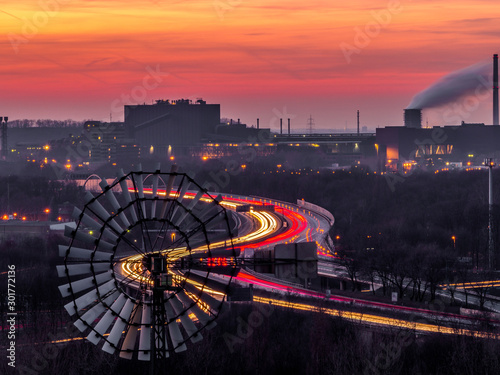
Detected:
left=451, top=236, right=456, bottom=250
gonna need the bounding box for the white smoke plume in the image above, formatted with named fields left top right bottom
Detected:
left=407, top=60, right=492, bottom=109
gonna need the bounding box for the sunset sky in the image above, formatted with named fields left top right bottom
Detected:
left=1, top=0, right=499, bottom=130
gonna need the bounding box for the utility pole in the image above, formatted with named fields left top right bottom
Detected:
left=486, top=158, right=495, bottom=269
left=307, top=115, right=314, bottom=135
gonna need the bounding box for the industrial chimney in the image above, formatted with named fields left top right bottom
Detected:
left=1, top=117, right=8, bottom=159
left=404, top=108, right=422, bottom=128
left=357, top=110, right=360, bottom=135
left=494, top=54, right=499, bottom=125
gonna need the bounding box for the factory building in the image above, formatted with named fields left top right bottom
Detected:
left=124, top=99, right=220, bottom=156
left=214, top=119, right=271, bottom=142
left=82, top=121, right=140, bottom=164
left=376, top=119, right=500, bottom=170
left=376, top=54, right=500, bottom=170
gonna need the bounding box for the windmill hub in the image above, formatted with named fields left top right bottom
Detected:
left=141, top=254, right=180, bottom=291
left=142, top=254, right=167, bottom=274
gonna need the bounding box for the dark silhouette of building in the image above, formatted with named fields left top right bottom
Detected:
left=404, top=109, right=422, bottom=128
left=83, top=121, right=139, bottom=164
left=124, top=99, right=220, bottom=156
left=376, top=122, right=500, bottom=167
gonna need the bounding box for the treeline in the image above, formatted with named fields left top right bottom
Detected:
left=4, top=285, right=500, bottom=375
left=134, top=303, right=500, bottom=375
left=337, top=243, right=496, bottom=309
left=192, top=162, right=498, bottom=266
left=192, top=162, right=500, bottom=305
left=0, top=235, right=65, bottom=335
left=6, top=119, right=84, bottom=128
left=0, top=234, right=117, bottom=375
left=0, top=176, right=83, bottom=219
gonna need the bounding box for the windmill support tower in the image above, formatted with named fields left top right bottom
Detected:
left=150, top=257, right=169, bottom=374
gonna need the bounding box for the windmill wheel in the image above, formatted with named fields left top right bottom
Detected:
left=57, top=164, right=239, bottom=361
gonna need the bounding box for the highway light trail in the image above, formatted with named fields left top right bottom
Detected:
left=255, top=296, right=500, bottom=339
left=118, top=190, right=499, bottom=338
left=440, top=280, right=500, bottom=290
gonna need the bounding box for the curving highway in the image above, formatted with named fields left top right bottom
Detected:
left=114, top=189, right=500, bottom=339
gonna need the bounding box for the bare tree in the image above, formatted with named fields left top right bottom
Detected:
left=386, top=246, right=412, bottom=300
left=337, top=250, right=362, bottom=291
left=471, top=270, right=496, bottom=310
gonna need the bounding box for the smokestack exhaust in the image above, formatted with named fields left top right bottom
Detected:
left=494, top=54, right=499, bottom=125
left=404, top=108, right=422, bottom=128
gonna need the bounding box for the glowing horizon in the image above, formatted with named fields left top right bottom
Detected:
left=1, top=0, right=500, bottom=128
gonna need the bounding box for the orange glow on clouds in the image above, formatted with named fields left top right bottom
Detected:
left=1, top=1, right=500, bottom=127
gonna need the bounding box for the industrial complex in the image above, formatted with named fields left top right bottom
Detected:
left=1, top=54, right=499, bottom=174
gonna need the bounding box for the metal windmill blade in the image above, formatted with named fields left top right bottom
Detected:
left=58, top=165, right=239, bottom=370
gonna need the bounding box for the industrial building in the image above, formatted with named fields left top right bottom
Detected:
left=3, top=53, right=500, bottom=172
left=124, top=99, right=221, bottom=156
left=376, top=122, right=500, bottom=169
left=375, top=54, right=500, bottom=170
left=83, top=121, right=139, bottom=164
